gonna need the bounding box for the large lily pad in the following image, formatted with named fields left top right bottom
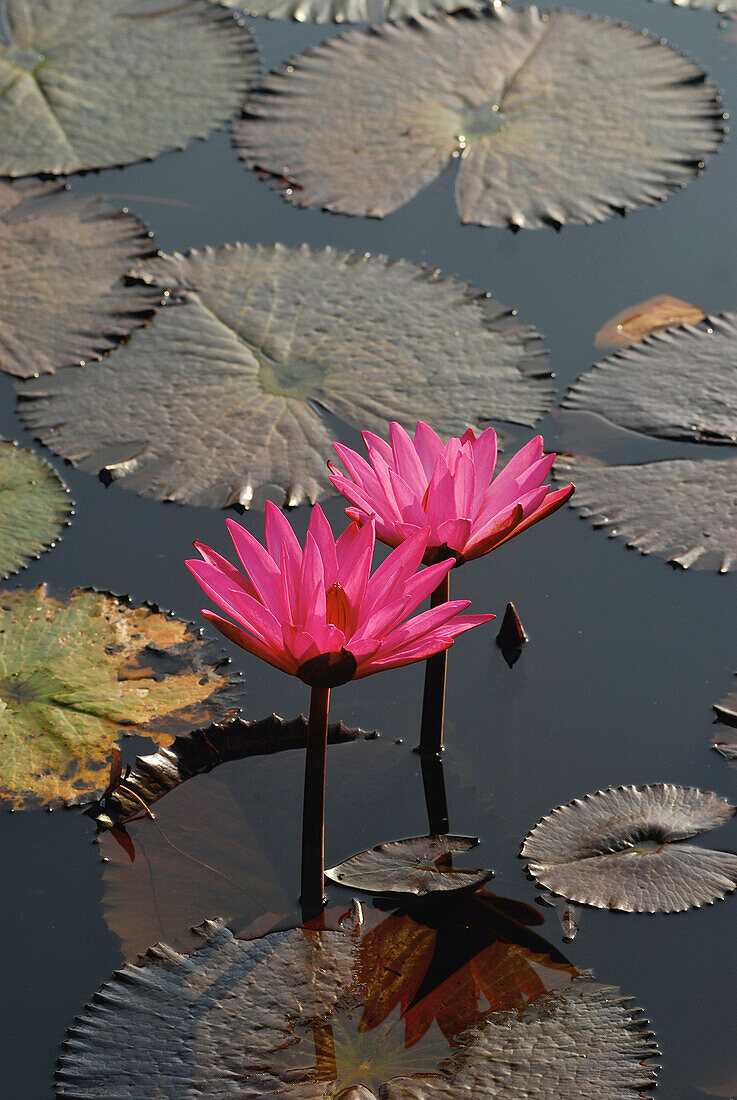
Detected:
left=521, top=784, right=737, bottom=913
left=326, top=835, right=492, bottom=894
left=0, top=586, right=240, bottom=809
left=554, top=454, right=737, bottom=573
left=236, top=8, right=724, bottom=229
left=0, top=440, right=71, bottom=579
left=220, top=0, right=486, bottom=22
left=19, top=245, right=551, bottom=508
left=0, top=179, right=161, bottom=379
left=0, top=0, right=258, bottom=176
left=56, top=913, right=654, bottom=1098
left=565, top=312, right=737, bottom=443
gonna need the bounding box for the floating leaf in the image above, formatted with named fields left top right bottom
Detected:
left=0, top=440, right=71, bottom=579
left=90, top=712, right=377, bottom=827
left=521, top=784, right=737, bottom=913
left=326, top=836, right=493, bottom=894
left=0, top=0, right=258, bottom=176
left=56, top=915, right=652, bottom=1098
left=713, top=671, right=737, bottom=728
left=220, top=0, right=486, bottom=22
left=566, top=313, right=737, bottom=443
left=236, top=8, right=723, bottom=229
left=19, top=245, right=551, bottom=508
left=0, top=179, right=161, bottom=379
left=594, top=295, right=705, bottom=349
left=555, top=454, right=737, bottom=572
left=0, top=586, right=240, bottom=809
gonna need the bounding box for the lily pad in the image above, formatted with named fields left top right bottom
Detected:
left=0, top=0, right=258, bottom=176
left=0, top=178, right=161, bottom=379
left=714, top=671, right=737, bottom=728
left=236, top=8, right=724, bottom=229
left=521, top=784, right=737, bottom=913
left=18, top=245, right=551, bottom=508
left=220, top=0, right=486, bottom=22
left=90, top=712, right=377, bottom=827
left=594, top=295, right=705, bottom=349
left=326, top=836, right=493, bottom=894
left=566, top=312, right=737, bottom=443
left=0, top=586, right=240, bottom=809
left=555, top=454, right=737, bottom=573
left=56, top=915, right=653, bottom=1098
left=0, top=440, right=71, bottom=579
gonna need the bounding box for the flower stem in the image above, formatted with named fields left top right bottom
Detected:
left=421, top=751, right=450, bottom=835
left=418, top=571, right=450, bottom=757
left=300, top=684, right=330, bottom=914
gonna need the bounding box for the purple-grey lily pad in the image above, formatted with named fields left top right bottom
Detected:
left=521, top=784, right=737, bottom=913
left=0, top=179, right=161, bottom=378
left=564, top=313, right=737, bottom=444
left=219, top=0, right=486, bottom=23
left=0, top=0, right=258, bottom=177
left=236, top=8, right=724, bottom=229
left=0, top=439, right=71, bottom=580
left=325, top=835, right=493, bottom=895
left=18, top=244, right=551, bottom=508
left=554, top=454, right=737, bottom=573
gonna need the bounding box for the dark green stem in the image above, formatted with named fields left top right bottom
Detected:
left=300, top=685, right=330, bottom=914
left=418, top=571, right=450, bottom=757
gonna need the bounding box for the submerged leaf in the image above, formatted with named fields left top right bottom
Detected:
left=521, top=784, right=737, bottom=913
left=0, top=0, right=258, bottom=176
left=325, top=836, right=493, bottom=894
left=566, top=312, right=737, bottom=443
left=555, top=454, right=737, bottom=573
left=0, top=587, right=240, bottom=809
left=221, top=0, right=486, bottom=22
left=594, top=295, right=705, bottom=349
left=19, top=245, right=551, bottom=508
left=237, top=8, right=723, bottom=229
left=0, top=440, right=71, bottom=579
left=0, top=179, right=161, bottom=379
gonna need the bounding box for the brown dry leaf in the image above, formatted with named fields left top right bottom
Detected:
left=594, top=295, right=705, bottom=348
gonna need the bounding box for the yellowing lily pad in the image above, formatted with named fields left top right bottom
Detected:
left=0, top=586, right=241, bottom=809
left=0, top=0, right=258, bottom=176
left=19, top=245, right=551, bottom=508
left=0, top=178, right=161, bottom=379
left=594, top=295, right=706, bottom=349
left=0, top=440, right=71, bottom=580
left=237, top=8, right=724, bottom=229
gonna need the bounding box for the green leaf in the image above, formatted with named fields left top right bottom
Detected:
left=0, top=440, right=71, bottom=580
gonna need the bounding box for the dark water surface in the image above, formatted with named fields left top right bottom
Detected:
left=2, top=1, right=737, bottom=1095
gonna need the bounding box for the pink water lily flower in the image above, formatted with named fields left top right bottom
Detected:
left=186, top=502, right=493, bottom=689
left=328, top=423, right=574, bottom=565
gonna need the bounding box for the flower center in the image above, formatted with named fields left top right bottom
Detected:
left=326, top=582, right=352, bottom=635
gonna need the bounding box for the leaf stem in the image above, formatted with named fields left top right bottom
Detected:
left=418, top=572, right=449, bottom=757
left=300, top=684, right=330, bottom=914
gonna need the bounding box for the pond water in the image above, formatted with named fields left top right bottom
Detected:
left=2, top=0, right=737, bottom=1095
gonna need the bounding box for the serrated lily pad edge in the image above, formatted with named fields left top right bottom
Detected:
left=0, top=440, right=74, bottom=580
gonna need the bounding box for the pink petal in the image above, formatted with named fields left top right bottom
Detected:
left=362, top=429, right=395, bottom=467
left=296, top=533, right=326, bottom=630
left=226, top=518, right=285, bottom=616
left=282, top=623, right=322, bottom=665
left=192, top=542, right=257, bottom=601
left=424, top=456, right=455, bottom=529
left=512, top=453, right=556, bottom=498
left=360, top=529, right=429, bottom=616
left=388, top=468, right=427, bottom=527
left=389, top=421, right=427, bottom=494
left=450, top=451, right=475, bottom=520
left=225, top=586, right=285, bottom=648
left=493, top=483, right=574, bottom=549
left=463, top=503, right=524, bottom=561
left=401, top=558, right=455, bottom=612
left=350, top=596, right=411, bottom=645
left=469, top=427, right=498, bottom=514
left=306, top=504, right=339, bottom=587
left=356, top=611, right=493, bottom=677
left=202, top=610, right=296, bottom=675
left=377, top=599, right=476, bottom=657
left=186, top=559, right=259, bottom=626
left=264, top=501, right=301, bottom=569
left=336, top=519, right=376, bottom=609
left=413, top=422, right=445, bottom=479
left=435, top=517, right=473, bottom=553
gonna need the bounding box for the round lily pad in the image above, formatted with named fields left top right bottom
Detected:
left=0, top=586, right=241, bottom=809
left=236, top=8, right=724, bottom=229
left=594, top=295, right=705, bottom=349
left=56, top=917, right=655, bottom=1098
left=220, top=0, right=486, bottom=21
left=521, top=784, right=737, bottom=913
left=0, top=178, right=161, bottom=379
left=565, top=312, right=737, bottom=443
left=0, top=0, right=258, bottom=177
left=325, top=835, right=493, bottom=894
left=554, top=454, right=737, bottom=573
left=18, top=245, right=551, bottom=508
left=0, top=440, right=71, bottom=580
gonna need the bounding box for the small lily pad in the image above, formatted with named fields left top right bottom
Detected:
left=220, top=0, right=486, bottom=22
left=0, top=179, right=161, bottom=379
left=0, top=440, right=71, bottom=579
left=0, top=586, right=240, bottom=809
left=594, top=295, right=705, bottom=349
left=714, top=671, right=737, bottom=728
left=19, top=245, right=551, bottom=508
left=325, top=835, right=493, bottom=894
left=0, top=0, right=258, bottom=176
left=237, top=8, right=723, bottom=229
left=555, top=454, right=737, bottom=573
left=521, top=784, right=737, bottom=913
left=566, top=312, right=737, bottom=443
